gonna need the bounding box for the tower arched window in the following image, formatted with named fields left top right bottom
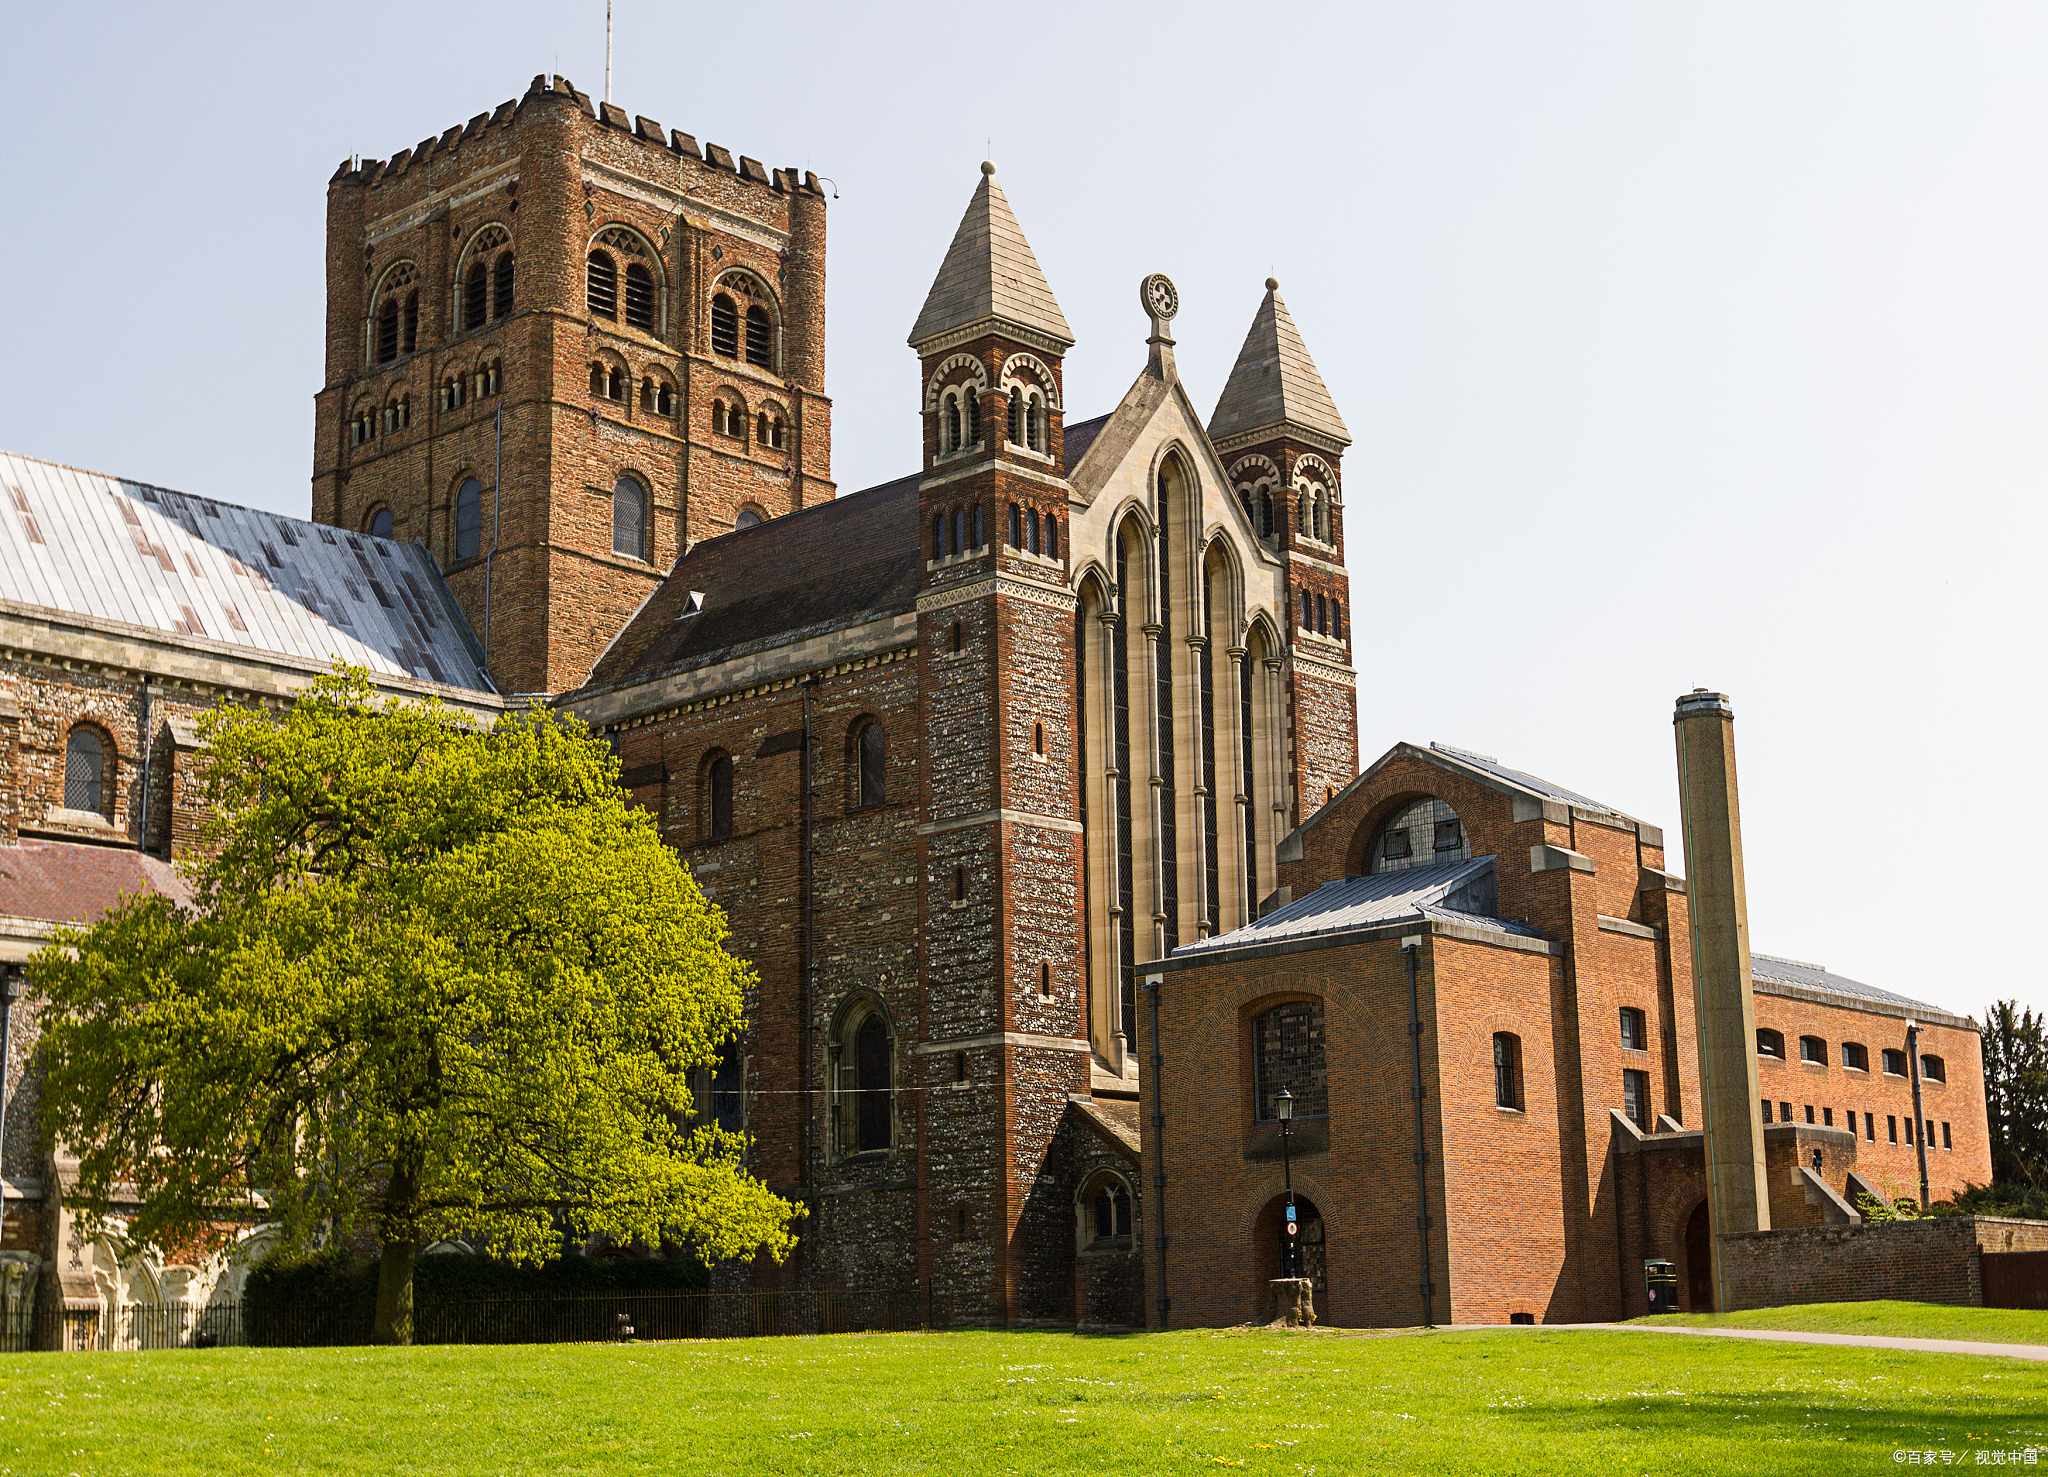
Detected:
left=966, top=387, right=980, bottom=444
left=612, top=475, right=647, bottom=560
left=64, top=728, right=106, bottom=815
left=1008, top=396, right=1022, bottom=446
left=624, top=263, right=656, bottom=331
left=1301, top=593, right=1313, bottom=631
left=370, top=262, right=419, bottom=366
left=711, top=294, right=739, bottom=358
left=953, top=508, right=965, bottom=555
left=402, top=292, right=418, bottom=355
left=837, top=1008, right=894, bottom=1156
left=1025, top=397, right=1041, bottom=452
left=1316, top=594, right=1328, bottom=634
left=704, top=751, right=735, bottom=842
left=971, top=503, right=983, bottom=548
left=1044, top=515, right=1058, bottom=559
left=1369, top=796, right=1472, bottom=875
left=745, top=306, right=773, bottom=367
left=1259, top=489, right=1273, bottom=539
left=850, top=719, right=886, bottom=810
left=1008, top=503, right=1022, bottom=548
left=1028, top=508, right=1041, bottom=555
left=376, top=297, right=400, bottom=363
left=454, top=477, right=483, bottom=561
left=586, top=251, right=618, bottom=320
left=932, top=514, right=945, bottom=560
left=465, top=261, right=489, bottom=330
left=735, top=504, right=765, bottom=531
left=945, top=394, right=962, bottom=453
left=492, top=252, right=515, bottom=319
left=367, top=507, right=394, bottom=539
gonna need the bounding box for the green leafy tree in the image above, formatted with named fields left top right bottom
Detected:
left=1983, top=1000, right=2048, bottom=1192
left=35, top=670, right=797, bottom=1343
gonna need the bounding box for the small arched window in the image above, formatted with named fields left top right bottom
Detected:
left=952, top=865, right=967, bottom=902
left=1253, top=1000, right=1327, bottom=1121
left=1882, top=1047, right=1907, bottom=1076
left=1259, top=489, right=1274, bottom=539
left=586, top=251, right=618, bottom=319
left=1028, top=508, right=1042, bottom=555
left=657, top=383, right=674, bottom=415
left=1008, top=503, right=1022, bottom=548
left=1038, top=960, right=1051, bottom=997
left=376, top=296, right=400, bottom=363
left=1330, top=601, right=1343, bottom=643
left=932, top=514, right=945, bottom=560
left=1090, top=1179, right=1133, bottom=1243
left=851, top=1012, right=892, bottom=1153
left=945, top=394, right=962, bottom=453
left=590, top=363, right=606, bottom=396
left=624, top=263, right=655, bottom=331
left=1025, top=397, right=1042, bottom=452
left=971, top=503, right=983, bottom=548
left=950, top=620, right=963, bottom=654
left=492, top=252, right=515, bottom=319
left=705, top=752, right=734, bottom=842
left=1756, top=1028, right=1786, bottom=1060
left=642, top=378, right=657, bottom=411
left=966, top=387, right=981, bottom=444
left=745, top=305, right=772, bottom=367
left=612, top=476, right=647, bottom=560
left=711, top=294, right=739, bottom=358
left=852, top=720, right=885, bottom=810
left=953, top=509, right=965, bottom=555
left=1920, top=1054, right=1946, bottom=1083
left=1044, top=516, right=1058, bottom=559
left=1033, top=721, right=1045, bottom=757
left=454, top=477, right=483, bottom=561
left=1301, top=593, right=1313, bottom=631
left=607, top=367, right=624, bottom=402
left=1494, top=1032, right=1521, bottom=1109
left=465, top=261, right=489, bottom=330
left=1799, top=1035, right=1827, bottom=1065
left=367, top=507, right=394, bottom=539
left=1843, top=1042, right=1869, bottom=1072
left=1316, top=594, right=1328, bottom=635
left=735, top=506, right=764, bottom=531
left=64, top=728, right=106, bottom=814
left=1008, top=396, right=1022, bottom=446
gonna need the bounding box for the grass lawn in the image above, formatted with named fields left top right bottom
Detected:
left=1648, top=1299, right=2048, bottom=1346
left=3, top=1326, right=2043, bottom=1477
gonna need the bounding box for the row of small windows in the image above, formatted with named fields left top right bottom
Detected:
left=1299, top=592, right=1345, bottom=642
left=1757, top=1030, right=1944, bottom=1081
left=932, top=504, right=985, bottom=559
left=934, top=385, right=1050, bottom=455
left=1006, top=502, right=1060, bottom=558
left=370, top=236, right=516, bottom=369
left=698, top=718, right=888, bottom=843
left=711, top=399, right=786, bottom=448
left=587, top=231, right=658, bottom=331
left=462, top=229, right=515, bottom=330
left=438, top=360, right=502, bottom=412
left=353, top=363, right=502, bottom=445
left=1760, top=1100, right=1954, bottom=1150
left=1296, top=485, right=1333, bottom=543
left=350, top=397, right=410, bottom=445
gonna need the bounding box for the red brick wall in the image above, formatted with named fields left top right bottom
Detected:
left=1718, top=1216, right=2048, bottom=1311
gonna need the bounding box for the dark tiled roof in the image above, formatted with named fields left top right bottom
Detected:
left=1749, top=953, right=1943, bottom=1017
left=1069, top=1094, right=1141, bottom=1155
left=1428, top=743, right=1623, bottom=817
left=1173, top=856, right=1543, bottom=960
left=583, top=420, right=1115, bottom=691
left=0, top=841, right=190, bottom=926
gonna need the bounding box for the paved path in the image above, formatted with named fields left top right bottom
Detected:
left=1479, top=1321, right=2048, bottom=1362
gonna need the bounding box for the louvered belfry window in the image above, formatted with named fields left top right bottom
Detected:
left=624, top=263, right=655, bottom=331
left=376, top=298, right=399, bottom=363
left=492, top=252, right=514, bottom=319
left=586, top=251, right=618, bottom=319
left=711, top=294, right=739, bottom=358
left=64, top=730, right=105, bottom=813
left=465, top=263, right=488, bottom=330
left=745, top=306, right=772, bottom=367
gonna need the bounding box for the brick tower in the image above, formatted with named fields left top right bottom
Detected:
left=907, top=163, right=1091, bottom=1324
left=311, top=75, right=834, bottom=695
left=1208, top=280, right=1356, bottom=820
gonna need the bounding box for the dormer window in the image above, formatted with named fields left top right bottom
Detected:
left=1370, top=797, right=1469, bottom=874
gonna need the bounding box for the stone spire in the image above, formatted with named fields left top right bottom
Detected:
left=908, top=162, right=1074, bottom=353
left=1208, top=278, right=1350, bottom=449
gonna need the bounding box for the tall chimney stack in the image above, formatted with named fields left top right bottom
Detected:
left=1673, top=688, right=1770, bottom=1311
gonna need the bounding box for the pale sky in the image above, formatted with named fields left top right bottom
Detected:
left=2, top=3, right=2041, bottom=1023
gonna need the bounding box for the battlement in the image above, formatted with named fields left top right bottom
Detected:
left=328, top=75, right=825, bottom=200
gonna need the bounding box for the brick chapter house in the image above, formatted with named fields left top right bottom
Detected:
left=1143, top=742, right=1992, bottom=1328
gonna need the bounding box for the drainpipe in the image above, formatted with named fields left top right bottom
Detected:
left=134, top=680, right=153, bottom=854
left=1906, top=1022, right=1930, bottom=1210
left=1402, top=936, right=1436, bottom=1328
left=800, top=675, right=819, bottom=1280
left=483, top=404, right=502, bottom=669
left=1143, top=972, right=1169, bottom=1329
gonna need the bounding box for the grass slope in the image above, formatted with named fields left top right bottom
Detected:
left=3, top=1327, right=2044, bottom=1476
left=1651, top=1300, right=2048, bottom=1346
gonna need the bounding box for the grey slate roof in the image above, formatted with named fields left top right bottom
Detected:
left=1427, top=742, right=1623, bottom=817
left=581, top=415, right=1113, bottom=690
left=1208, top=283, right=1350, bottom=447
left=0, top=450, right=493, bottom=692
left=1172, top=856, right=1542, bottom=960
left=1749, top=953, right=1945, bottom=1018
left=908, top=165, right=1074, bottom=351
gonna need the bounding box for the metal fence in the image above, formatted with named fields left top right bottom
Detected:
left=13, top=1287, right=922, bottom=1352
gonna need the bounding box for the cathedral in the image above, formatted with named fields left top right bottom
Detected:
left=3, top=77, right=2006, bottom=1342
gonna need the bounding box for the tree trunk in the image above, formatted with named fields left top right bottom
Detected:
left=374, top=1237, right=417, bottom=1345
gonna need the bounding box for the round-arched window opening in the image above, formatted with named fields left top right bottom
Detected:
left=367, top=507, right=394, bottom=540
left=454, top=478, right=483, bottom=561
left=1370, top=797, right=1469, bottom=874
left=734, top=506, right=764, bottom=531
left=612, top=476, right=647, bottom=560
left=64, top=728, right=107, bottom=814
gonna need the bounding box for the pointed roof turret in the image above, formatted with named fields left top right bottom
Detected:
left=1208, top=278, right=1350, bottom=449
left=908, top=162, right=1074, bottom=353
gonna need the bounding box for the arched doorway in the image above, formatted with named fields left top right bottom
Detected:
left=1684, top=1200, right=1714, bottom=1312
left=1253, top=1194, right=1327, bottom=1322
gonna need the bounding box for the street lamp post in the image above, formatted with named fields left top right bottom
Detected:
left=0, top=963, right=22, bottom=1249
left=1276, top=1086, right=1296, bottom=1279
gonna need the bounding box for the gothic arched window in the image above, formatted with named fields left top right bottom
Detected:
left=465, top=261, right=489, bottom=330
left=370, top=262, right=418, bottom=366
left=454, top=477, right=482, bottom=561
left=612, top=476, right=647, bottom=560
left=492, top=252, right=515, bottom=319
left=851, top=719, right=885, bottom=810
left=835, top=1005, right=894, bottom=1156
left=1088, top=1177, right=1133, bottom=1243
left=711, top=294, right=739, bottom=358
left=704, top=751, right=734, bottom=842
left=586, top=251, right=618, bottom=320
left=745, top=305, right=773, bottom=367
left=64, top=728, right=106, bottom=814
left=624, top=263, right=656, bottom=331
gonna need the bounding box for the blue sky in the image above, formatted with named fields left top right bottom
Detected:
left=2, top=2, right=2042, bottom=1020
